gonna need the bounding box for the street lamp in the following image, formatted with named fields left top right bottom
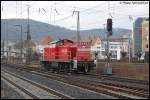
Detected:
left=128, top=15, right=134, bottom=64
left=14, top=25, right=23, bottom=63
left=26, top=5, right=32, bottom=65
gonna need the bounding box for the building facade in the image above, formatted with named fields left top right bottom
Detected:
left=142, top=20, right=149, bottom=52
left=1, top=41, right=26, bottom=62
left=133, top=17, right=149, bottom=56
left=142, top=20, right=149, bottom=62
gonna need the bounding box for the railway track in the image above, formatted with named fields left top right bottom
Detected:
left=32, top=71, right=149, bottom=99
left=2, top=63, right=149, bottom=99
left=1, top=69, right=72, bottom=99
left=3, top=63, right=149, bottom=90
left=3, top=62, right=149, bottom=84
left=87, top=73, right=149, bottom=85
left=1, top=76, right=40, bottom=99
left=72, top=73, right=149, bottom=92
left=1, top=65, right=114, bottom=99
left=3, top=62, right=149, bottom=85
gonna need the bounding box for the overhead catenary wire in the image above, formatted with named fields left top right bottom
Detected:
left=16, top=1, right=17, bottom=18
left=20, top=1, right=22, bottom=18
left=53, top=1, right=56, bottom=24
left=15, top=4, right=73, bottom=24
left=54, top=15, right=72, bottom=23
left=80, top=14, right=134, bottom=29
left=1, top=2, right=109, bottom=19
left=16, top=1, right=38, bottom=18
left=2, top=1, right=149, bottom=31
left=49, top=2, right=109, bottom=26
left=49, top=5, right=53, bottom=24
left=80, top=2, right=107, bottom=14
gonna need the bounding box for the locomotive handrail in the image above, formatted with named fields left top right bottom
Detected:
left=54, top=51, right=72, bottom=60
left=43, top=49, right=92, bottom=60
left=44, top=50, right=72, bottom=60
left=43, top=46, right=92, bottom=61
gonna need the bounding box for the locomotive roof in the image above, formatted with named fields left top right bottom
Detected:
left=49, top=39, right=74, bottom=44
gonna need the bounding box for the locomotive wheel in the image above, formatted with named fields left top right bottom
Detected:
left=74, top=70, right=78, bottom=74
left=64, top=64, right=69, bottom=73
left=57, top=64, right=61, bottom=73
left=52, top=69, right=55, bottom=73
left=40, top=63, right=45, bottom=69
left=44, top=64, right=49, bottom=70
left=65, top=64, right=71, bottom=74
left=84, top=63, right=89, bottom=74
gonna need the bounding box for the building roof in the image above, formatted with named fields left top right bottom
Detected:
left=14, top=40, right=36, bottom=49
left=48, top=38, right=74, bottom=45
left=134, top=17, right=149, bottom=27
left=142, top=20, right=149, bottom=25
left=39, top=36, right=54, bottom=45
left=102, top=37, right=128, bottom=42
left=70, top=34, right=101, bottom=45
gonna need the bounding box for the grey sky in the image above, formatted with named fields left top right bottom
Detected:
left=1, top=1, right=149, bottom=30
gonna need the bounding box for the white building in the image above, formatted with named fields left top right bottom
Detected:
left=36, top=45, right=49, bottom=54
left=35, top=40, right=59, bottom=54
left=1, top=41, right=16, bottom=58
left=1, top=41, right=26, bottom=60
left=91, top=37, right=129, bottom=60
left=91, top=41, right=122, bottom=60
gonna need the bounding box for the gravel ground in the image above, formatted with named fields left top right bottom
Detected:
left=2, top=66, right=114, bottom=99
left=1, top=79, right=25, bottom=99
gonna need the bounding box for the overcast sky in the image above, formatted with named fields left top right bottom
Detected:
left=1, top=1, right=149, bottom=30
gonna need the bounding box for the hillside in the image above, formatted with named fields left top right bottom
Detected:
left=1, top=19, right=131, bottom=42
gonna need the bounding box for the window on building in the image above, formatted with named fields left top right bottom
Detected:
left=101, top=44, right=105, bottom=48
left=105, top=44, right=107, bottom=48
left=146, top=44, right=148, bottom=48
left=114, top=45, right=117, bottom=49
left=112, top=51, right=117, bottom=55
left=146, top=27, right=148, bottom=31
left=111, top=55, right=117, bottom=59
left=97, top=46, right=100, bottom=49
left=101, top=51, right=106, bottom=56
left=110, top=50, right=117, bottom=58
left=120, top=46, right=122, bottom=49
left=110, top=46, right=113, bottom=49
left=8, top=46, right=11, bottom=50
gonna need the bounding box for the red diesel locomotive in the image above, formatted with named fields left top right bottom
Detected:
left=40, top=39, right=94, bottom=74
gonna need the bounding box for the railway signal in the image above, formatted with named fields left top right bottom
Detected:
left=105, top=18, right=113, bottom=75
left=107, top=18, right=112, bottom=36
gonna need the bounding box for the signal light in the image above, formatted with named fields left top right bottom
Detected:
left=107, top=18, right=112, bottom=36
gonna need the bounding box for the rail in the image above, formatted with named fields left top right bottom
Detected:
left=1, top=69, right=73, bottom=99
left=2, top=63, right=149, bottom=99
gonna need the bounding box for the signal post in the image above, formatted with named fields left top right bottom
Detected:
left=105, top=18, right=112, bottom=75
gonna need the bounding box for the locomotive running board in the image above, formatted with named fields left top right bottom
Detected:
left=41, top=60, right=72, bottom=63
